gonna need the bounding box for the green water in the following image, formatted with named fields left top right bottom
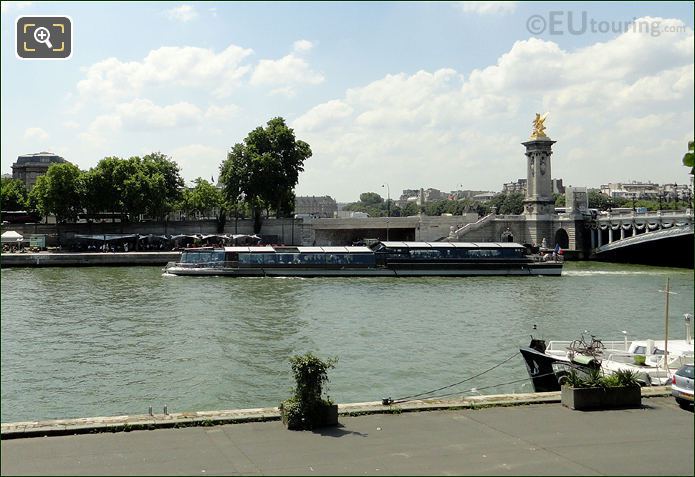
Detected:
left=1, top=262, right=693, bottom=423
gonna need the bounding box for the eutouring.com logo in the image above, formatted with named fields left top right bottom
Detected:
left=526, top=11, right=684, bottom=37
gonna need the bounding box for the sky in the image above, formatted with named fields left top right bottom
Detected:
left=1, top=1, right=693, bottom=202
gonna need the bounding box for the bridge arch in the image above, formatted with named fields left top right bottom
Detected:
left=555, top=228, right=569, bottom=249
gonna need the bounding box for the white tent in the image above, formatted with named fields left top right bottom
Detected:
left=1, top=230, right=24, bottom=244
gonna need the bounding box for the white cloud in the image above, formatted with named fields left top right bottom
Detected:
left=116, top=99, right=203, bottom=130
left=293, top=40, right=314, bottom=52
left=79, top=115, right=122, bottom=147
left=1, top=1, right=32, bottom=14
left=293, top=18, right=694, bottom=200
left=76, top=43, right=253, bottom=104
left=62, top=121, right=80, bottom=130
left=250, top=50, right=324, bottom=95
left=23, top=127, right=49, bottom=141
left=170, top=144, right=226, bottom=183
left=456, top=2, right=518, bottom=15
left=204, top=104, right=240, bottom=122
left=165, top=4, right=198, bottom=22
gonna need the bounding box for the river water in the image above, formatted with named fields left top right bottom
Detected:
left=1, top=262, right=693, bottom=423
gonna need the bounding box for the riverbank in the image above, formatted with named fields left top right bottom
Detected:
left=2, top=394, right=691, bottom=476
left=0, top=251, right=179, bottom=267
left=0, top=386, right=672, bottom=439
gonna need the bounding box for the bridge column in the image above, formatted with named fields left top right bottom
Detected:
left=608, top=227, right=614, bottom=244
left=597, top=228, right=602, bottom=247
left=591, top=228, right=596, bottom=249
left=620, top=226, right=625, bottom=240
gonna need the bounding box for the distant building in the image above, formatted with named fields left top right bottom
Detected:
left=600, top=181, right=659, bottom=199
left=1, top=173, right=12, bottom=180
left=502, top=178, right=564, bottom=195
left=294, top=195, right=338, bottom=218
left=472, top=192, right=497, bottom=201
left=12, top=152, right=67, bottom=189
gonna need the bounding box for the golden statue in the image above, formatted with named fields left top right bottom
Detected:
left=531, top=112, right=549, bottom=139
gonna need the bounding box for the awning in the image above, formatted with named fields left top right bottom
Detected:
left=1, top=230, right=24, bottom=243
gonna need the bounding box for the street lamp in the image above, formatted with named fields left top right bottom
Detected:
left=382, top=183, right=390, bottom=241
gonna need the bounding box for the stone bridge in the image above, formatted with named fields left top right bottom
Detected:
left=588, top=210, right=693, bottom=267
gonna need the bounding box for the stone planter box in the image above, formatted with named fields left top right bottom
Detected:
left=280, top=403, right=338, bottom=430
left=561, top=385, right=642, bottom=410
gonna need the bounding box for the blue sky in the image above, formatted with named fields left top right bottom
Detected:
left=2, top=1, right=693, bottom=201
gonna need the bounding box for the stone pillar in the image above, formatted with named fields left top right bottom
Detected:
left=597, top=228, right=602, bottom=247
left=591, top=229, right=596, bottom=249
left=608, top=227, right=613, bottom=243
left=522, top=137, right=556, bottom=217
left=620, top=226, right=625, bottom=240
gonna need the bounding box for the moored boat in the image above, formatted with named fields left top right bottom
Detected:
left=164, top=241, right=563, bottom=277
left=520, top=315, right=695, bottom=391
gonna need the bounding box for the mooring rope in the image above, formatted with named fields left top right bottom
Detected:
left=384, top=351, right=521, bottom=404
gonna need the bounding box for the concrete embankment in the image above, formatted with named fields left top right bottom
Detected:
left=0, top=387, right=672, bottom=439
left=0, top=251, right=179, bottom=268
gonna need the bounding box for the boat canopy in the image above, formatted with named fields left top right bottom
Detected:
left=379, top=241, right=525, bottom=248
left=222, top=245, right=373, bottom=254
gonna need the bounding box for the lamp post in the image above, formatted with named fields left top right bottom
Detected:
left=382, top=183, right=390, bottom=241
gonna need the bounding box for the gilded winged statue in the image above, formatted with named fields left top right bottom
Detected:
left=531, top=112, right=549, bottom=139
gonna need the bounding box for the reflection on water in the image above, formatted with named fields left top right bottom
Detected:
left=1, top=262, right=693, bottom=422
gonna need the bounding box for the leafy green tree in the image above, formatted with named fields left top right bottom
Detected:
left=554, top=194, right=566, bottom=207
left=187, top=178, right=223, bottom=217
left=359, top=192, right=384, bottom=205
left=141, top=152, right=184, bottom=219
left=588, top=190, right=611, bottom=210
left=683, top=140, right=694, bottom=175
left=219, top=117, right=312, bottom=232
left=28, top=175, right=50, bottom=220
left=30, top=163, right=83, bottom=222
left=1, top=178, right=28, bottom=211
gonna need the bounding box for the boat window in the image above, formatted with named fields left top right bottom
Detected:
left=181, top=250, right=223, bottom=264
left=326, top=253, right=349, bottom=264
left=468, top=249, right=502, bottom=258
left=263, top=254, right=277, bottom=265
left=297, top=253, right=326, bottom=265
left=410, top=249, right=442, bottom=260
left=276, top=253, right=299, bottom=264
left=633, top=346, right=646, bottom=355
left=351, top=253, right=375, bottom=265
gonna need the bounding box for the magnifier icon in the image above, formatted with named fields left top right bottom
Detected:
left=33, top=27, right=53, bottom=49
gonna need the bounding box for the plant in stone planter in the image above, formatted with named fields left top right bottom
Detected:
left=561, top=368, right=642, bottom=410
left=280, top=353, right=338, bottom=430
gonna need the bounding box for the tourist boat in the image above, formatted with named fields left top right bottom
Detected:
left=163, top=241, right=563, bottom=277
left=520, top=315, right=695, bottom=392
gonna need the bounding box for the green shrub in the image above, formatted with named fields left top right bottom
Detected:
left=280, top=353, right=337, bottom=430
left=562, top=368, right=640, bottom=388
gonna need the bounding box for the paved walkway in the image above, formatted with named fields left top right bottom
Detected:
left=2, top=396, right=692, bottom=476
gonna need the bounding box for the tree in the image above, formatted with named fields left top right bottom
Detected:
left=359, top=192, right=384, bottom=205
left=219, top=117, right=312, bottom=232
left=83, top=153, right=184, bottom=221
left=187, top=178, right=223, bottom=218
left=141, top=152, right=184, bottom=219
left=683, top=140, right=694, bottom=175
left=588, top=190, right=611, bottom=210
left=1, top=178, right=28, bottom=211
left=30, top=163, right=83, bottom=222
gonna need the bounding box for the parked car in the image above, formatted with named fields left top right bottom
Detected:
left=671, top=364, right=694, bottom=409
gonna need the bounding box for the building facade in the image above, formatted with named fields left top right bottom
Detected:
left=12, top=152, right=67, bottom=189
left=294, top=195, right=338, bottom=218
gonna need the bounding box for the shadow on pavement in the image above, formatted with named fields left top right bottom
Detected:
left=312, top=424, right=368, bottom=438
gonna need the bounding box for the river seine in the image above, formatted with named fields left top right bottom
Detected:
left=1, top=262, right=693, bottom=423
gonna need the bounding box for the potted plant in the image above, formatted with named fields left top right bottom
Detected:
left=280, top=353, right=338, bottom=430
left=561, top=368, right=642, bottom=410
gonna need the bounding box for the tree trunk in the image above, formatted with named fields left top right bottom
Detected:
left=253, top=207, right=262, bottom=234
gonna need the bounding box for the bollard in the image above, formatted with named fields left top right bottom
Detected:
left=148, top=406, right=153, bottom=416
left=164, top=405, right=168, bottom=415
